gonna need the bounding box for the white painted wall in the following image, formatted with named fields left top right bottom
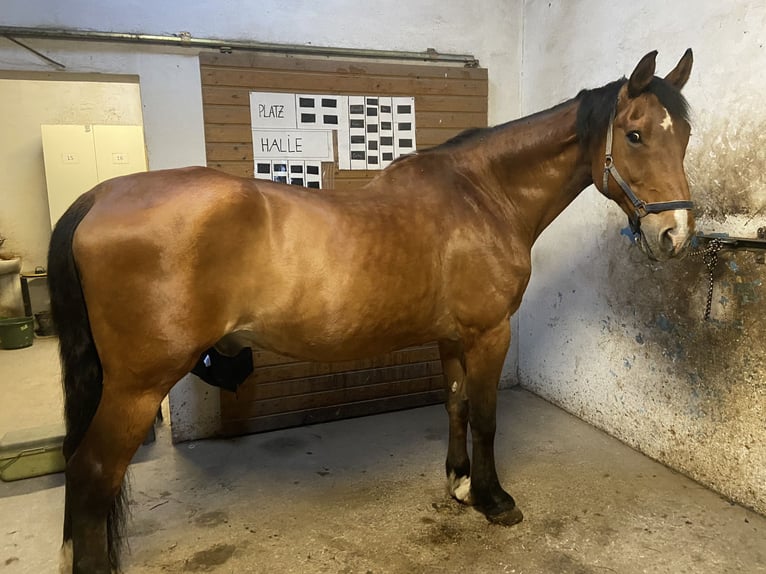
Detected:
left=1, top=1, right=524, bottom=441
left=0, top=43, right=208, bottom=173
left=1, top=0, right=522, bottom=131
left=519, top=0, right=766, bottom=514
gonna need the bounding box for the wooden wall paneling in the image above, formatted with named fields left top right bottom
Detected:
left=220, top=345, right=446, bottom=436
left=222, top=389, right=445, bottom=436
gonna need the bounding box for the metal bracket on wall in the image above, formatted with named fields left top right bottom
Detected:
left=696, top=228, right=766, bottom=249
left=690, top=228, right=766, bottom=320
left=695, top=227, right=766, bottom=262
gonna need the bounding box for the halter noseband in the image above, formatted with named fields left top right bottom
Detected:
left=602, top=106, right=694, bottom=235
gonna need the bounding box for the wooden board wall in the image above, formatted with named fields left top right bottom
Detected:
left=221, top=345, right=444, bottom=436
left=200, top=51, right=488, bottom=189
left=200, top=51, right=488, bottom=435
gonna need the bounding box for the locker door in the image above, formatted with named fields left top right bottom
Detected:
left=92, top=125, right=148, bottom=181
left=40, top=125, right=99, bottom=227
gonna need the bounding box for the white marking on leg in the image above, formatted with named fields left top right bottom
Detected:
left=451, top=380, right=458, bottom=393
left=448, top=470, right=473, bottom=504
left=454, top=476, right=472, bottom=502
left=660, top=108, right=674, bottom=132
left=59, top=540, right=73, bottom=574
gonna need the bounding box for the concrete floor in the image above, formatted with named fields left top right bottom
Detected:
left=1, top=339, right=765, bottom=573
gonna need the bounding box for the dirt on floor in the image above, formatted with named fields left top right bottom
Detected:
left=1, top=372, right=763, bottom=573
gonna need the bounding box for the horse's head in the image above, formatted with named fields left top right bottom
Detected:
left=592, top=49, right=694, bottom=261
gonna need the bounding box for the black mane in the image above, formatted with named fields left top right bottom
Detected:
left=426, top=75, right=690, bottom=154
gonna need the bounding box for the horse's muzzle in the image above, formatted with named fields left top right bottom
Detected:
left=638, top=211, right=694, bottom=261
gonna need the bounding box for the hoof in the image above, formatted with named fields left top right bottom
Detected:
left=484, top=504, right=524, bottom=526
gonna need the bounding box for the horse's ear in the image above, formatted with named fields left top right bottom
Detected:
left=628, top=50, right=658, bottom=97
left=664, top=48, right=693, bottom=90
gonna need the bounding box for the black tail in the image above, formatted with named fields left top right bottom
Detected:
left=48, top=191, right=129, bottom=570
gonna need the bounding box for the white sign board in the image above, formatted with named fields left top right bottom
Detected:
left=249, top=92, right=298, bottom=129
left=252, top=129, right=334, bottom=161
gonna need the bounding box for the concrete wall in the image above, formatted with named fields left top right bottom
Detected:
left=1, top=1, right=524, bottom=441
left=518, top=0, right=766, bottom=514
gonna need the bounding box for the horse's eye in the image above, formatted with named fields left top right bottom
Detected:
left=627, top=131, right=642, bottom=144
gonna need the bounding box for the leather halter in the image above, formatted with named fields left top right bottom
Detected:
left=602, top=106, right=694, bottom=235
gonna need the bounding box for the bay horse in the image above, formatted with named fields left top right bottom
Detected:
left=51, top=49, right=694, bottom=573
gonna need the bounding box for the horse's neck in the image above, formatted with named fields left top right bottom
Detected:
left=458, top=99, right=594, bottom=246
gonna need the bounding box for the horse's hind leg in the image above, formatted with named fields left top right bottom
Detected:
left=64, top=375, right=168, bottom=574
left=439, top=339, right=472, bottom=504
left=463, top=321, right=523, bottom=525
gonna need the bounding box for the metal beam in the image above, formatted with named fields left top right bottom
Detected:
left=0, top=26, right=479, bottom=66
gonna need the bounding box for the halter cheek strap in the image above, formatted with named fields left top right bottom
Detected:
left=603, top=106, right=694, bottom=234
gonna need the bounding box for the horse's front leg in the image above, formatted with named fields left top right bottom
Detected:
left=439, top=339, right=472, bottom=503
left=464, top=320, right=523, bottom=525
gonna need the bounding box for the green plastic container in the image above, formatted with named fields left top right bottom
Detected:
left=0, top=316, right=34, bottom=349
left=0, top=423, right=66, bottom=481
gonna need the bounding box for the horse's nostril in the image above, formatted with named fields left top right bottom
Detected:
left=661, top=228, right=676, bottom=253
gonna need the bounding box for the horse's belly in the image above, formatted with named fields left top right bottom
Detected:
left=233, top=283, right=450, bottom=361
left=222, top=322, right=440, bottom=363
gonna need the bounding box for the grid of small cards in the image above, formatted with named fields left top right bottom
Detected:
left=251, top=91, right=416, bottom=188
left=255, top=160, right=322, bottom=188
left=300, top=95, right=416, bottom=170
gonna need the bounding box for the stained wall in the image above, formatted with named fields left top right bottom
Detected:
left=519, top=0, right=766, bottom=514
